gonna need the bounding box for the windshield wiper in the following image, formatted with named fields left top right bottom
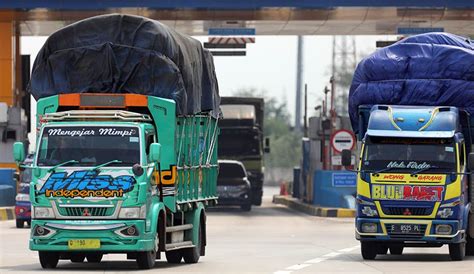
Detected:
left=48, top=160, right=79, bottom=172
left=372, top=167, right=395, bottom=175
left=410, top=166, right=438, bottom=176
left=92, top=160, right=123, bottom=172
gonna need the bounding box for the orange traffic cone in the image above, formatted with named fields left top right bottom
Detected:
left=280, top=181, right=288, bottom=196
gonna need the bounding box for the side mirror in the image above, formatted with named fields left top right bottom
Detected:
left=341, top=149, right=352, bottom=167
left=13, top=172, right=19, bottom=181
left=264, top=137, right=270, bottom=153
left=468, top=152, right=474, bottom=171
left=13, top=142, right=25, bottom=163
left=149, top=143, right=161, bottom=163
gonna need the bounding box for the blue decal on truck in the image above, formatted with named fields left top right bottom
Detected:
left=39, top=170, right=136, bottom=198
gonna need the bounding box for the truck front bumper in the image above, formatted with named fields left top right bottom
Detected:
left=30, top=219, right=155, bottom=252
left=355, top=217, right=464, bottom=244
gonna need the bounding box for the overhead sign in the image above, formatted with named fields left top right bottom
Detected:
left=332, top=173, right=357, bottom=187
left=330, top=129, right=356, bottom=153
left=208, top=28, right=256, bottom=36
left=210, top=51, right=246, bottom=56
left=376, top=40, right=398, bottom=48
left=397, top=27, right=444, bottom=35
left=208, top=37, right=255, bottom=44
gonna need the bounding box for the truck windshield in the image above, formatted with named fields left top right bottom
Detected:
left=362, top=137, right=456, bottom=173
left=36, top=126, right=140, bottom=167
left=218, top=129, right=260, bottom=156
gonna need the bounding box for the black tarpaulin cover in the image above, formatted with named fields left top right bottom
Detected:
left=29, top=14, right=221, bottom=117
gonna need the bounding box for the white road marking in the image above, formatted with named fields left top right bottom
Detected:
left=322, top=252, right=341, bottom=257
left=338, top=245, right=360, bottom=253
left=274, top=244, right=360, bottom=274
left=304, top=257, right=328, bottom=264
left=286, top=264, right=311, bottom=270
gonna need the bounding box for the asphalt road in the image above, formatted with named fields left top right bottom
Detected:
left=1, top=187, right=473, bottom=273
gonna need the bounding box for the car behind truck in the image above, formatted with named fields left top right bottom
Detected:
left=13, top=14, right=221, bottom=269
left=345, top=33, right=474, bottom=260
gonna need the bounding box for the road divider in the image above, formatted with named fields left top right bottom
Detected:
left=0, top=207, right=15, bottom=220
left=272, top=195, right=355, bottom=218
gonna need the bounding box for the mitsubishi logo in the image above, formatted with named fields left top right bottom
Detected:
left=403, top=208, right=412, bottom=216
left=82, top=208, right=91, bottom=216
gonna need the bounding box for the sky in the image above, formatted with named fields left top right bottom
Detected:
left=21, top=34, right=397, bottom=148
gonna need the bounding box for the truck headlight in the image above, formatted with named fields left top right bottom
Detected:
left=435, top=224, right=452, bottom=235
left=119, top=205, right=146, bottom=219
left=437, top=208, right=454, bottom=218
left=33, top=207, right=54, bottom=219
left=361, top=223, right=377, bottom=233
left=15, top=193, right=30, bottom=202
left=361, top=206, right=378, bottom=217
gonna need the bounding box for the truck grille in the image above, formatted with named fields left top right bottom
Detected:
left=383, top=207, right=432, bottom=216
left=60, top=207, right=114, bottom=217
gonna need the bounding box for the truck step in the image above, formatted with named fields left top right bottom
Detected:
left=165, top=241, right=194, bottom=251
left=166, top=224, right=193, bottom=233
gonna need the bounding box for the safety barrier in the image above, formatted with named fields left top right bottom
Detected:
left=312, top=170, right=356, bottom=209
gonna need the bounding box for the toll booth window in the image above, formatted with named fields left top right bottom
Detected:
left=36, top=126, right=140, bottom=167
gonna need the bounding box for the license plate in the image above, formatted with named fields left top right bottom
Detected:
left=389, top=224, right=423, bottom=234
left=68, top=239, right=100, bottom=250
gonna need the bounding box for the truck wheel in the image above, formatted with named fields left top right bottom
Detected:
left=16, top=220, right=24, bottom=228
left=70, top=254, right=85, bottom=263
left=39, top=251, right=59, bottom=269
left=449, top=242, right=466, bottom=261
left=466, top=235, right=474, bottom=256
left=182, top=221, right=203, bottom=264
left=165, top=250, right=182, bottom=264
left=361, top=242, right=377, bottom=260
left=136, top=250, right=156, bottom=269
left=86, top=254, right=103, bottom=263
left=389, top=246, right=403, bottom=255
left=241, top=203, right=252, bottom=212
left=252, top=194, right=262, bottom=206
left=377, top=244, right=388, bottom=255
left=27, top=220, right=31, bottom=227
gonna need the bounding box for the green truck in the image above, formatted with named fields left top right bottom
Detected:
left=13, top=14, right=220, bottom=269
left=218, top=97, right=269, bottom=206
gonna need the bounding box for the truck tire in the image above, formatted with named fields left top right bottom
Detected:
left=39, top=251, right=59, bottom=269
left=70, top=254, right=85, bottom=263
left=16, top=220, right=24, bottom=228
left=361, top=242, right=377, bottom=260
left=389, top=245, right=403, bottom=255
left=241, top=203, right=252, bottom=212
left=252, top=194, right=262, bottom=206
left=377, top=244, right=388, bottom=255
left=136, top=250, right=156, bottom=269
left=165, top=250, right=182, bottom=263
left=466, top=235, right=474, bottom=256
left=182, top=220, right=203, bottom=264
left=86, top=254, right=103, bottom=263
left=449, top=242, right=466, bottom=261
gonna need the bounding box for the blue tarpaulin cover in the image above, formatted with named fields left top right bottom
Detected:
left=349, top=32, right=474, bottom=133
left=29, top=14, right=220, bottom=117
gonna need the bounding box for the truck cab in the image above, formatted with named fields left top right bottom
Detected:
left=14, top=93, right=218, bottom=269
left=352, top=105, right=474, bottom=261
left=218, top=97, right=270, bottom=206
